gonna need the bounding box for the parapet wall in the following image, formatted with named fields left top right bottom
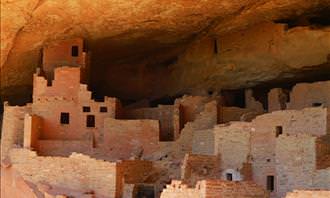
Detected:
left=160, top=180, right=269, bottom=198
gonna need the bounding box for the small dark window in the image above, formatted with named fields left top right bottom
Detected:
left=312, top=102, right=322, bottom=107
left=60, top=112, right=70, bottom=124
left=214, top=39, right=218, bottom=54
left=226, top=173, right=233, bottom=181
left=83, top=106, right=91, bottom=112
left=86, top=115, right=95, bottom=128
left=100, top=106, right=108, bottom=113
left=276, top=126, right=283, bottom=137
left=267, top=175, right=275, bottom=192
left=71, top=46, right=79, bottom=57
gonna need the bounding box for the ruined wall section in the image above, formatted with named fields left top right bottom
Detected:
left=8, top=149, right=119, bottom=198
left=160, top=180, right=200, bottom=198
left=1, top=102, right=31, bottom=160
left=174, top=100, right=218, bottom=156
left=160, top=180, right=269, bottom=198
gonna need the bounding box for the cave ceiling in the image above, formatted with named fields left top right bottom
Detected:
left=1, top=0, right=330, bottom=103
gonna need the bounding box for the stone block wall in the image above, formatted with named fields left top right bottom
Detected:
left=37, top=140, right=92, bottom=157
left=160, top=180, right=269, bottom=198
left=174, top=100, right=218, bottom=156
left=252, top=107, right=327, bottom=138
left=181, top=154, right=221, bottom=186
left=117, top=160, right=153, bottom=184
left=160, top=180, right=200, bottom=198
left=287, top=81, right=330, bottom=110
left=42, top=38, right=87, bottom=81
left=7, top=149, right=119, bottom=197
left=192, top=129, right=215, bottom=155
left=275, top=134, right=330, bottom=198
left=1, top=102, right=31, bottom=160
left=32, top=67, right=118, bottom=145
left=316, top=135, right=330, bottom=169
left=213, top=122, right=252, bottom=180
left=285, top=190, right=330, bottom=198
left=122, top=104, right=181, bottom=141
left=23, top=114, right=42, bottom=150
left=103, top=118, right=160, bottom=160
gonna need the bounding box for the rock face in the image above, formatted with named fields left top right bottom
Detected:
left=1, top=0, right=330, bottom=102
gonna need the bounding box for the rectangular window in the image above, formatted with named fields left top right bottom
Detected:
left=71, top=46, right=79, bottom=57
left=100, top=106, right=107, bottom=112
left=86, top=115, right=95, bottom=128
left=60, top=112, right=70, bottom=124
left=226, top=173, right=233, bottom=181
left=276, top=126, right=283, bottom=137
left=83, top=106, right=91, bottom=112
left=267, top=175, right=275, bottom=192
left=312, top=102, right=322, bottom=107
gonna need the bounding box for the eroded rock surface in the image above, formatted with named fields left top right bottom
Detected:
left=1, top=0, right=330, bottom=102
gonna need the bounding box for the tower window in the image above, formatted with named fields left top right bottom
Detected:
left=71, top=46, right=79, bottom=57
left=267, top=175, right=275, bottom=192
left=60, top=112, right=70, bottom=124
left=83, top=106, right=91, bottom=112
left=100, top=107, right=108, bottom=112
left=226, top=173, right=233, bottom=181
left=276, top=126, right=283, bottom=137
left=86, top=115, right=95, bottom=128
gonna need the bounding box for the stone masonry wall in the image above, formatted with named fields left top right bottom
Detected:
left=23, top=114, right=42, bottom=150
left=122, top=104, right=181, bottom=141
left=1, top=102, right=31, bottom=160
left=42, top=38, right=87, bottom=81
left=287, top=81, right=330, bottom=110
left=213, top=122, right=251, bottom=180
left=160, top=180, right=269, bottom=198
left=103, top=118, right=160, bottom=160
left=285, top=190, right=330, bottom=198
left=32, top=67, right=118, bottom=146
left=275, top=134, right=330, bottom=198
left=181, top=154, right=221, bottom=187
left=8, top=149, right=119, bottom=198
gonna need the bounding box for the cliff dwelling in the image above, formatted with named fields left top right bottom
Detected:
left=1, top=1, right=330, bottom=198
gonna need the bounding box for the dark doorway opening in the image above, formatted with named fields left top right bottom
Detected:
left=226, top=173, right=233, bottom=181
left=71, top=46, right=79, bottom=57
left=134, top=184, right=155, bottom=198
left=276, top=126, right=283, bottom=137
left=267, top=175, right=275, bottom=192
